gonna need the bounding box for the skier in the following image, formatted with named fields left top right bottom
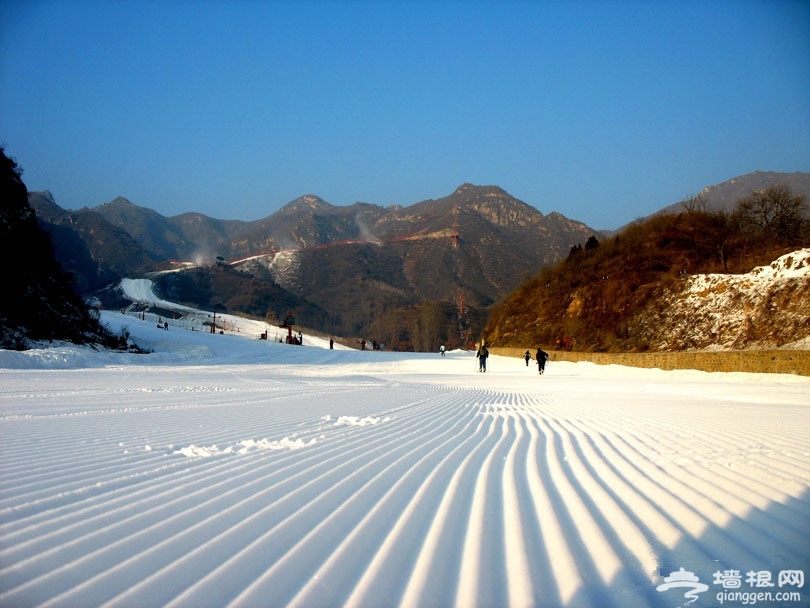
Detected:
left=524, top=350, right=531, bottom=366
left=536, top=348, right=549, bottom=375
left=477, top=342, right=489, bottom=372
left=440, top=345, right=446, bottom=357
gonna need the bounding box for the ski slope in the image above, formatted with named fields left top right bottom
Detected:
left=1, top=311, right=809, bottom=607
left=118, top=278, right=293, bottom=340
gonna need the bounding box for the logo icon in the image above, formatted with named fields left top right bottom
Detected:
left=656, top=567, right=709, bottom=606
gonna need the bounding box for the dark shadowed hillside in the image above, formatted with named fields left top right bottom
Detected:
left=30, top=192, right=157, bottom=293
left=1, top=149, right=128, bottom=350
left=91, top=197, right=248, bottom=261
left=151, top=263, right=333, bottom=331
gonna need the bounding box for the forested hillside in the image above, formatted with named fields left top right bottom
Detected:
left=484, top=185, right=810, bottom=352
left=0, top=149, right=127, bottom=350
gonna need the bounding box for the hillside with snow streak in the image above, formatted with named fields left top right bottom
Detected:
left=638, top=248, right=810, bottom=350
left=1, top=314, right=809, bottom=608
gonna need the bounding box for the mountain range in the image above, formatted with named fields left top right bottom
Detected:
left=30, top=184, right=599, bottom=346
left=29, top=171, right=810, bottom=349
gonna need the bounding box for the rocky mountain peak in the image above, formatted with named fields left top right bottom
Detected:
left=103, top=196, right=136, bottom=208
left=278, top=194, right=331, bottom=215
left=444, top=184, right=542, bottom=227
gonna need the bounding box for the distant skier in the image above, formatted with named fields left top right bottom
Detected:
left=440, top=345, right=446, bottom=357
left=524, top=350, right=531, bottom=366
left=536, top=348, right=549, bottom=375
left=477, top=342, right=489, bottom=372
left=329, top=337, right=334, bottom=350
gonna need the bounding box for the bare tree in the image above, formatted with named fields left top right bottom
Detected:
left=733, top=185, right=808, bottom=242
left=682, top=192, right=709, bottom=213
left=419, top=301, right=444, bottom=351
left=404, top=308, right=424, bottom=352
left=405, top=301, right=445, bottom=352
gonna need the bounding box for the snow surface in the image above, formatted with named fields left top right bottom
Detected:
left=1, top=297, right=809, bottom=607
left=116, top=277, right=339, bottom=344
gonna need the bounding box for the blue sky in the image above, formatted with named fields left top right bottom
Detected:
left=1, top=0, right=808, bottom=229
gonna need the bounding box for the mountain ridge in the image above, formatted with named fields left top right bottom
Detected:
left=27, top=171, right=810, bottom=350
left=607, top=170, right=810, bottom=234
left=30, top=183, right=598, bottom=347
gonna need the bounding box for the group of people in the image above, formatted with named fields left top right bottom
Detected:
left=480, top=344, right=550, bottom=374
left=360, top=339, right=384, bottom=351
left=284, top=332, right=303, bottom=345
left=525, top=348, right=549, bottom=374
left=555, top=337, right=573, bottom=351
left=437, top=342, right=550, bottom=375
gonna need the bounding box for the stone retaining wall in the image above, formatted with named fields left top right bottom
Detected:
left=488, top=347, right=810, bottom=376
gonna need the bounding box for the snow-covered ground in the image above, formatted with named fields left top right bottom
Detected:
left=1, top=301, right=809, bottom=607
left=117, top=278, right=298, bottom=339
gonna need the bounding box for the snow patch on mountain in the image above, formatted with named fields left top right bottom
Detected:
left=267, top=249, right=301, bottom=291
left=650, top=249, right=810, bottom=350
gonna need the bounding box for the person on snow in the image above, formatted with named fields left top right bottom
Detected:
left=524, top=350, right=531, bottom=366
left=440, top=345, right=446, bottom=357
left=477, top=342, right=489, bottom=372
left=536, top=348, right=549, bottom=375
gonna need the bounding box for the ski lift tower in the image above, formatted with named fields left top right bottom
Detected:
left=280, top=312, right=296, bottom=344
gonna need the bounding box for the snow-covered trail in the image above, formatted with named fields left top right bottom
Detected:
left=1, top=315, right=809, bottom=607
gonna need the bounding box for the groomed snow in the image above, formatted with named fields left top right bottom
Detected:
left=1, top=310, right=809, bottom=608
